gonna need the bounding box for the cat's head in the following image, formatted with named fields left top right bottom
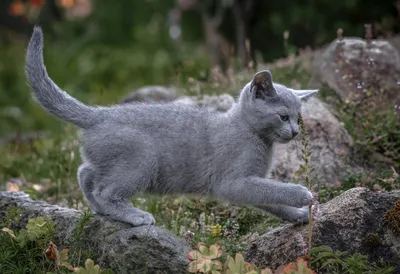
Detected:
left=238, top=70, right=318, bottom=144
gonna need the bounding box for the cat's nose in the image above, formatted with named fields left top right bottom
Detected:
left=292, top=130, right=299, bottom=138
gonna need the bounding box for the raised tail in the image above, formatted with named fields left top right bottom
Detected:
left=26, top=26, right=100, bottom=129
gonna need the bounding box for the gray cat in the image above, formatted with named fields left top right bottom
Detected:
left=26, top=26, right=318, bottom=227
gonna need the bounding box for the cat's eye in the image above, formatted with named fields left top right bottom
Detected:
left=280, top=115, right=289, bottom=121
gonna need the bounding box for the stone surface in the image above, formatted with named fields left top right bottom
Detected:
left=244, top=188, right=400, bottom=271
left=120, top=86, right=178, bottom=103
left=121, top=85, right=236, bottom=112
left=316, top=37, right=400, bottom=107
left=271, top=97, right=356, bottom=185
left=0, top=191, right=190, bottom=274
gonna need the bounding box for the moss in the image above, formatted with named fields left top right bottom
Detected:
left=383, top=200, right=400, bottom=235
left=364, top=233, right=381, bottom=247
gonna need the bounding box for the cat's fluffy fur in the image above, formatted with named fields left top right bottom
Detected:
left=26, top=26, right=318, bottom=226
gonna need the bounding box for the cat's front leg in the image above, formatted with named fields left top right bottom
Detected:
left=212, top=176, right=313, bottom=208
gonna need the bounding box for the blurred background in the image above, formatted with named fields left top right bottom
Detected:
left=0, top=0, right=399, bottom=136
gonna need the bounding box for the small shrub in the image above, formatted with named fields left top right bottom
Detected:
left=311, top=245, right=395, bottom=274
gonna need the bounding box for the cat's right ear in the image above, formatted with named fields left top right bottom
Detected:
left=250, top=70, right=277, bottom=99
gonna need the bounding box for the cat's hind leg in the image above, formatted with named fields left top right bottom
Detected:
left=78, top=163, right=102, bottom=214
left=90, top=158, right=156, bottom=227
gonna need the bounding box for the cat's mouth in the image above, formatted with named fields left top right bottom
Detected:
left=276, top=134, right=293, bottom=144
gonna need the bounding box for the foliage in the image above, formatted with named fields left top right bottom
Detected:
left=224, top=253, right=273, bottom=274
left=0, top=216, right=56, bottom=273
left=14, top=216, right=56, bottom=248
left=383, top=200, right=400, bottom=235
left=277, top=257, right=315, bottom=274
left=311, top=246, right=395, bottom=274
left=73, top=259, right=113, bottom=274
left=0, top=215, right=113, bottom=274
left=188, top=243, right=223, bottom=273
left=72, top=209, right=94, bottom=241
left=318, top=169, right=400, bottom=203
left=188, top=242, right=273, bottom=274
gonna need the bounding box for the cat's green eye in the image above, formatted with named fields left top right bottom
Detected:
left=280, top=115, right=289, bottom=121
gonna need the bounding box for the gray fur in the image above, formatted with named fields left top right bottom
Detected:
left=26, top=26, right=318, bottom=226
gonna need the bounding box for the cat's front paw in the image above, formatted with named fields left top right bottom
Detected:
left=127, top=211, right=156, bottom=227
left=286, top=183, right=313, bottom=208
left=291, top=206, right=310, bottom=224
left=292, top=205, right=320, bottom=224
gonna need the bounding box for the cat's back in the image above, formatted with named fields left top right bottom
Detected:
left=82, top=101, right=219, bottom=146
left=109, top=101, right=216, bottom=129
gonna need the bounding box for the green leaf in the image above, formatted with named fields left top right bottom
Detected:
left=74, top=259, right=102, bottom=274
left=320, top=258, right=346, bottom=269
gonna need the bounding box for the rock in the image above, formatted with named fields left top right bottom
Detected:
left=120, top=86, right=178, bottom=103
left=177, top=94, right=235, bottom=112
left=244, top=187, right=400, bottom=271
left=197, top=94, right=235, bottom=112
left=120, top=85, right=235, bottom=112
left=271, top=97, right=356, bottom=185
left=0, top=191, right=190, bottom=274
left=317, top=37, right=400, bottom=108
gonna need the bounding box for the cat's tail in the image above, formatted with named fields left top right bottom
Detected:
left=25, top=26, right=101, bottom=129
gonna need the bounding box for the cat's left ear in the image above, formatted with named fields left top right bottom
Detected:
left=250, top=70, right=277, bottom=99
left=290, top=89, right=319, bottom=101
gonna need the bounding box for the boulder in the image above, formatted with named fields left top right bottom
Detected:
left=244, top=188, right=400, bottom=271
left=271, top=97, right=356, bottom=185
left=316, top=37, right=400, bottom=108
left=0, top=191, right=190, bottom=274
left=120, top=86, right=236, bottom=112
left=120, top=86, right=178, bottom=103
left=197, top=94, right=235, bottom=112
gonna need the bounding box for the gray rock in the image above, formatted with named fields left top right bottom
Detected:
left=0, top=191, right=190, bottom=274
left=271, top=97, right=356, bottom=185
left=317, top=37, right=400, bottom=107
left=175, top=94, right=235, bottom=112
left=244, top=188, right=400, bottom=271
left=197, top=94, right=235, bottom=112
left=121, top=86, right=236, bottom=113
left=120, top=86, right=178, bottom=103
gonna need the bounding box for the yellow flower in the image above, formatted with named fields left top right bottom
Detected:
left=210, top=224, right=222, bottom=238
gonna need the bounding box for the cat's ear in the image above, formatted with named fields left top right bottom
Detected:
left=290, top=89, right=318, bottom=101
left=250, top=70, right=277, bottom=99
